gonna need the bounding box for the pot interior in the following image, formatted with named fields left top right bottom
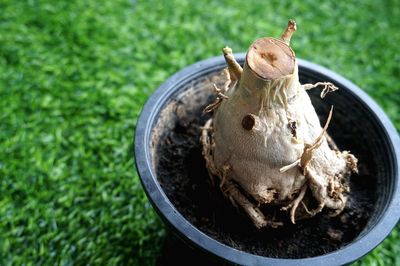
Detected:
left=148, top=65, right=394, bottom=258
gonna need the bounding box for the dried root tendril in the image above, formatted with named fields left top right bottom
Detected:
left=203, top=69, right=232, bottom=113
left=279, top=106, right=334, bottom=174
left=289, top=184, right=307, bottom=224
left=300, top=106, right=334, bottom=175
left=281, top=183, right=308, bottom=224
left=303, top=82, right=339, bottom=98
left=219, top=164, right=231, bottom=188
left=200, top=119, right=217, bottom=184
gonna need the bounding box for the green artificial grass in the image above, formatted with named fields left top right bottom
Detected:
left=0, top=0, right=398, bottom=265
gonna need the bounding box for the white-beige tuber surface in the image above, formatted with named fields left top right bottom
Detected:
left=201, top=20, right=358, bottom=228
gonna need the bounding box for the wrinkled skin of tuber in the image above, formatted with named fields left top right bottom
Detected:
left=201, top=20, right=358, bottom=228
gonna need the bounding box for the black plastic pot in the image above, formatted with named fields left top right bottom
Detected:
left=134, top=54, right=400, bottom=265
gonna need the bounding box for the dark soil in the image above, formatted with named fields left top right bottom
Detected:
left=152, top=71, right=377, bottom=259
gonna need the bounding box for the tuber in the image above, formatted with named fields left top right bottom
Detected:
left=201, top=20, right=358, bottom=228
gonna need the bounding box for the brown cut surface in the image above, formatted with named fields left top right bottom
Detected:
left=246, top=37, right=295, bottom=80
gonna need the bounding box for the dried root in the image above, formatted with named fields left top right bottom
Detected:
left=280, top=106, right=333, bottom=175
left=303, top=82, right=339, bottom=98
left=281, top=183, right=308, bottom=224
left=200, top=119, right=217, bottom=180
left=300, top=106, right=334, bottom=175
left=203, top=69, right=232, bottom=113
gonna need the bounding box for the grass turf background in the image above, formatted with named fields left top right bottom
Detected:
left=0, top=0, right=399, bottom=265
